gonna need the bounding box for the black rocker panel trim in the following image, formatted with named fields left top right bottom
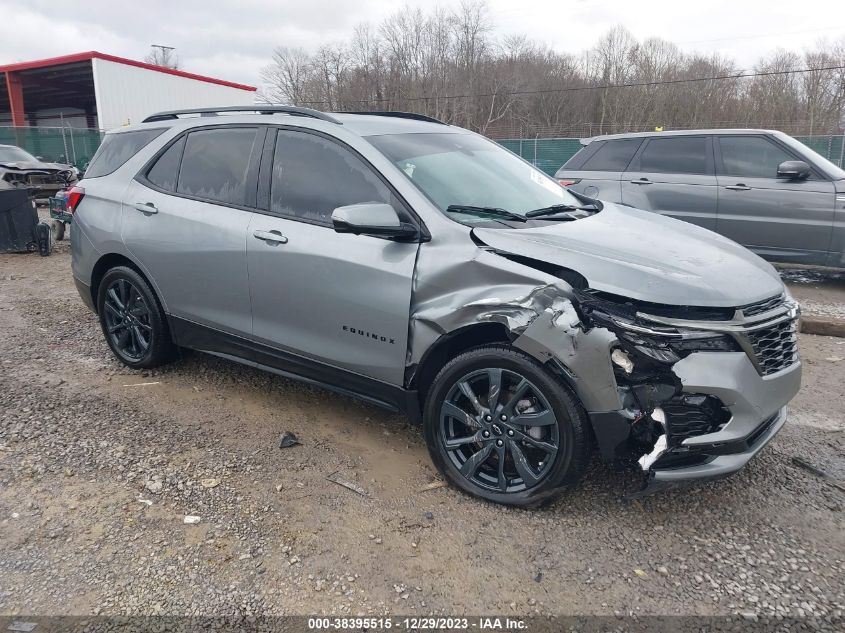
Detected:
left=169, top=316, right=421, bottom=420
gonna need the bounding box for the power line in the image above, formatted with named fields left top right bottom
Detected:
left=680, top=26, right=845, bottom=45
left=299, top=64, right=845, bottom=106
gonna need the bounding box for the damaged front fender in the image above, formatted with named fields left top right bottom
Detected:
left=408, top=229, right=626, bottom=425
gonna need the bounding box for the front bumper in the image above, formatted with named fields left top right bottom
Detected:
left=651, top=404, right=787, bottom=484
left=639, top=350, right=800, bottom=489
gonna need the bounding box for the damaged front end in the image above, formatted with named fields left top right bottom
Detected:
left=575, top=289, right=801, bottom=491
left=408, top=224, right=801, bottom=495
left=1, top=165, right=78, bottom=200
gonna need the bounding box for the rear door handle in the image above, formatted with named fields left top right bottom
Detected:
left=133, top=202, right=158, bottom=214
left=253, top=229, right=288, bottom=244
left=630, top=178, right=652, bottom=185
left=725, top=184, right=751, bottom=191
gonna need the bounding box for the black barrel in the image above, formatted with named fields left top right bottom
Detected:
left=0, top=189, right=38, bottom=253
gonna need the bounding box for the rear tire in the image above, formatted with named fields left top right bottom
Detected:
left=423, top=344, right=591, bottom=507
left=96, top=266, right=175, bottom=369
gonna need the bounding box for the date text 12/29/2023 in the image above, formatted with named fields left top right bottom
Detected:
left=307, top=617, right=528, bottom=630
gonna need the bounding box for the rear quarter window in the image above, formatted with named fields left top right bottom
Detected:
left=85, top=128, right=166, bottom=178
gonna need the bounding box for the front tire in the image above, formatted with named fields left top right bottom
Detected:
left=423, top=344, right=591, bottom=507
left=96, top=266, right=175, bottom=369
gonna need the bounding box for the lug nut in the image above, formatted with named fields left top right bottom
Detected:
left=484, top=415, right=492, bottom=422
left=496, top=439, right=504, bottom=447
left=500, top=414, right=508, bottom=421
left=507, top=429, right=514, bottom=436
left=482, top=430, right=490, bottom=438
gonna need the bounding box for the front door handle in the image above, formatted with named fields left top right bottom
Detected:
left=630, top=178, right=652, bottom=185
left=133, top=202, right=158, bottom=214
left=253, top=229, right=288, bottom=244
left=725, top=184, right=751, bottom=191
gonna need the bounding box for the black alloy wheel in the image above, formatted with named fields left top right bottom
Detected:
left=96, top=266, right=176, bottom=369
left=439, top=368, right=559, bottom=493
left=423, top=345, right=591, bottom=507
left=102, top=278, right=152, bottom=361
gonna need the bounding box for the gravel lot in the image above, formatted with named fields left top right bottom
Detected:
left=1, top=241, right=843, bottom=625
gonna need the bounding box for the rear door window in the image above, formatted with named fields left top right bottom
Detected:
left=580, top=138, right=642, bottom=171
left=635, top=136, right=710, bottom=175
left=85, top=128, right=165, bottom=178
left=718, top=136, right=797, bottom=179
left=176, top=128, right=258, bottom=206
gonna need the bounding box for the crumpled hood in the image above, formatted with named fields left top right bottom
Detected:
left=472, top=202, right=784, bottom=307
left=0, top=161, right=73, bottom=172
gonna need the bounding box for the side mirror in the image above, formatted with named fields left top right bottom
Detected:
left=331, top=203, right=419, bottom=240
left=777, top=160, right=811, bottom=181
left=35, top=156, right=44, bottom=161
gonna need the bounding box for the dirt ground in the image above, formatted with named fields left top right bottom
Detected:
left=0, top=240, right=843, bottom=624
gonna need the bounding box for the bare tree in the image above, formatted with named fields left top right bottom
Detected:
left=144, top=46, right=179, bottom=69
left=258, top=1, right=845, bottom=138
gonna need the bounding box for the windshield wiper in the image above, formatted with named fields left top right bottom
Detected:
left=445, top=205, right=527, bottom=222
left=524, top=204, right=600, bottom=219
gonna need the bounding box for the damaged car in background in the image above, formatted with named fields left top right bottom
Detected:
left=69, top=106, right=801, bottom=506
left=0, top=144, right=79, bottom=202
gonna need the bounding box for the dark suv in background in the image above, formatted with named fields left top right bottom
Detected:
left=555, top=130, right=845, bottom=268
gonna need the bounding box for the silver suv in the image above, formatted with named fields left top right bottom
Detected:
left=555, top=129, right=845, bottom=268
left=71, top=107, right=801, bottom=506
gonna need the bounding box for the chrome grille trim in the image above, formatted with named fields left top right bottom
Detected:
left=637, top=296, right=800, bottom=376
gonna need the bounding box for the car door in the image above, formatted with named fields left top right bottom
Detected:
left=621, top=135, right=718, bottom=230
left=715, top=134, right=835, bottom=265
left=246, top=127, right=420, bottom=386
left=122, top=126, right=262, bottom=337
left=555, top=137, right=642, bottom=202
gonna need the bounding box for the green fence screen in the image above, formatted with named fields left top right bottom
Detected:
left=1, top=126, right=843, bottom=177
left=499, top=135, right=845, bottom=176
left=0, top=126, right=104, bottom=171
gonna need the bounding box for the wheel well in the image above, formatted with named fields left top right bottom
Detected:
left=412, top=323, right=512, bottom=404
left=90, top=253, right=146, bottom=312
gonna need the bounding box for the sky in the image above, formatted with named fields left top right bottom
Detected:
left=1, top=0, right=843, bottom=90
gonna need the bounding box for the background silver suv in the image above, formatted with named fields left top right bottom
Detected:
left=555, top=129, right=845, bottom=268
left=71, top=107, right=801, bottom=506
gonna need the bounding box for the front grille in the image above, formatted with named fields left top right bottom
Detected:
left=745, top=319, right=798, bottom=375
left=663, top=394, right=731, bottom=446
left=740, top=294, right=784, bottom=317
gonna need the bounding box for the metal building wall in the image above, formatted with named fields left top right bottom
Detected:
left=91, top=58, right=255, bottom=130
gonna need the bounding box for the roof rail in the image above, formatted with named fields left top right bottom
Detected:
left=142, top=105, right=342, bottom=124
left=340, top=111, right=447, bottom=125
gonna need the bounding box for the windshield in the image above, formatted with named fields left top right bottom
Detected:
left=367, top=132, right=582, bottom=223
left=0, top=146, right=38, bottom=163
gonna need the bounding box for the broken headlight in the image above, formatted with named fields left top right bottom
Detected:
left=607, top=317, right=739, bottom=364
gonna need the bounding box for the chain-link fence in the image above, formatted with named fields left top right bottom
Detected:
left=499, top=135, right=845, bottom=176
left=0, top=126, right=105, bottom=171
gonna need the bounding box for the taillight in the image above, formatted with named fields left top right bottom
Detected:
left=558, top=178, right=581, bottom=187
left=66, top=186, right=85, bottom=213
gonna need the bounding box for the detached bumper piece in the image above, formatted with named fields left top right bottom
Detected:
left=632, top=406, right=788, bottom=498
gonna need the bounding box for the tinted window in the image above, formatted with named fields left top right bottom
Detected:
left=637, top=136, right=709, bottom=175
left=146, top=137, right=185, bottom=192
left=719, top=136, right=796, bottom=179
left=177, top=128, right=257, bottom=205
left=271, top=130, right=397, bottom=225
left=582, top=139, right=641, bottom=171
left=85, top=128, right=165, bottom=178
